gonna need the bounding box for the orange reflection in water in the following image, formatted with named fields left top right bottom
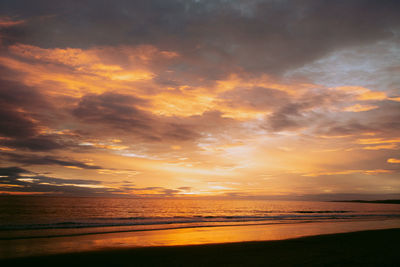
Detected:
left=1, top=219, right=400, bottom=259
left=89, top=219, right=399, bottom=248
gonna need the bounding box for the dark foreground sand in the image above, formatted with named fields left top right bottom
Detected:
left=1, top=228, right=399, bottom=266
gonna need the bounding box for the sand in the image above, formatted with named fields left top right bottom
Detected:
left=1, top=228, right=399, bottom=266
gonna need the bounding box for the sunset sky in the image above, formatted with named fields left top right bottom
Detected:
left=0, top=0, right=399, bottom=199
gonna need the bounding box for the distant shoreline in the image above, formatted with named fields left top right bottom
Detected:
left=331, top=199, right=400, bottom=204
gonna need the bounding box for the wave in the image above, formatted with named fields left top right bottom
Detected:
left=2, top=213, right=400, bottom=231
left=293, top=210, right=351, bottom=213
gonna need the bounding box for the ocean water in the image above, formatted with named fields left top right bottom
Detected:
left=1, top=196, right=400, bottom=258
left=1, top=196, right=399, bottom=237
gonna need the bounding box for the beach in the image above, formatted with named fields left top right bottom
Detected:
left=1, top=197, right=400, bottom=265
left=1, top=228, right=399, bottom=266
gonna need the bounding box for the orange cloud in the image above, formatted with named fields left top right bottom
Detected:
left=356, top=91, right=387, bottom=101
left=362, top=144, right=398, bottom=150
left=0, top=17, right=25, bottom=28
left=387, top=158, right=400, bottom=164
left=143, top=74, right=309, bottom=119
left=1, top=39, right=399, bottom=198
left=79, top=141, right=129, bottom=151
left=356, top=138, right=400, bottom=145
left=343, top=104, right=378, bottom=112
left=0, top=44, right=184, bottom=99
left=216, top=74, right=315, bottom=95
left=0, top=146, right=16, bottom=151
left=356, top=138, right=400, bottom=150
left=303, top=169, right=392, bottom=177
left=9, top=44, right=156, bottom=82
left=334, top=86, right=387, bottom=101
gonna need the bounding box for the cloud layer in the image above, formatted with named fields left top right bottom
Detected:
left=0, top=0, right=399, bottom=198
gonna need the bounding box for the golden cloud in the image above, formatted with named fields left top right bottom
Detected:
left=343, top=104, right=378, bottom=112
left=334, top=86, right=387, bottom=101
left=387, top=158, right=400, bottom=164
left=303, top=169, right=392, bottom=177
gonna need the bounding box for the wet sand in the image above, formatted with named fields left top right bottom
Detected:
left=1, top=228, right=400, bottom=266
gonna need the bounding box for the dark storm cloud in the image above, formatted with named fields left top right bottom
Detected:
left=0, top=166, right=114, bottom=195
left=73, top=92, right=200, bottom=142
left=1, top=0, right=399, bottom=76
left=1, top=153, right=102, bottom=169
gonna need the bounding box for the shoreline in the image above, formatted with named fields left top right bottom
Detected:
left=1, top=219, right=400, bottom=261
left=1, top=228, right=400, bottom=266
left=0, top=220, right=321, bottom=240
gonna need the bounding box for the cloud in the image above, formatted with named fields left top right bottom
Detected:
left=0, top=77, right=73, bottom=151
left=124, top=186, right=192, bottom=196
left=73, top=92, right=202, bottom=142
left=0, top=16, right=25, bottom=28
left=0, top=16, right=26, bottom=45
left=0, top=78, right=46, bottom=138
left=387, top=158, right=400, bottom=164
left=178, top=186, right=192, bottom=191
left=0, top=135, right=66, bottom=151
left=1, top=152, right=102, bottom=169
left=0, top=1, right=399, bottom=198
left=0, top=166, right=29, bottom=177
left=356, top=138, right=400, bottom=145
left=0, top=75, right=80, bottom=151
left=0, top=166, right=114, bottom=195
left=362, top=144, right=398, bottom=150
left=314, top=101, right=400, bottom=138
left=0, top=165, right=187, bottom=197
left=217, top=86, right=290, bottom=112
left=343, top=104, right=379, bottom=112
left=1, top=0, right=399, bottom=77
left=73, top=92, right=150, bottom=128
left=263, top=90, right=338, bottom=132
left=334, top=86, right=387, bottom=100
left=302, top=169, right=393, bottom=177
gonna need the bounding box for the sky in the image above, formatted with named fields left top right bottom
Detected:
left=0, top=0, right=399, bottom=200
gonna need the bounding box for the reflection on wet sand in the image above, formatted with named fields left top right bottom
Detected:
left=1, top=219, right=400, bottom=259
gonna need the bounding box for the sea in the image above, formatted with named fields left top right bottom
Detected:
left=1, top=196, right=400, bottom=258
left=1, top=196, right=400, bottom=234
